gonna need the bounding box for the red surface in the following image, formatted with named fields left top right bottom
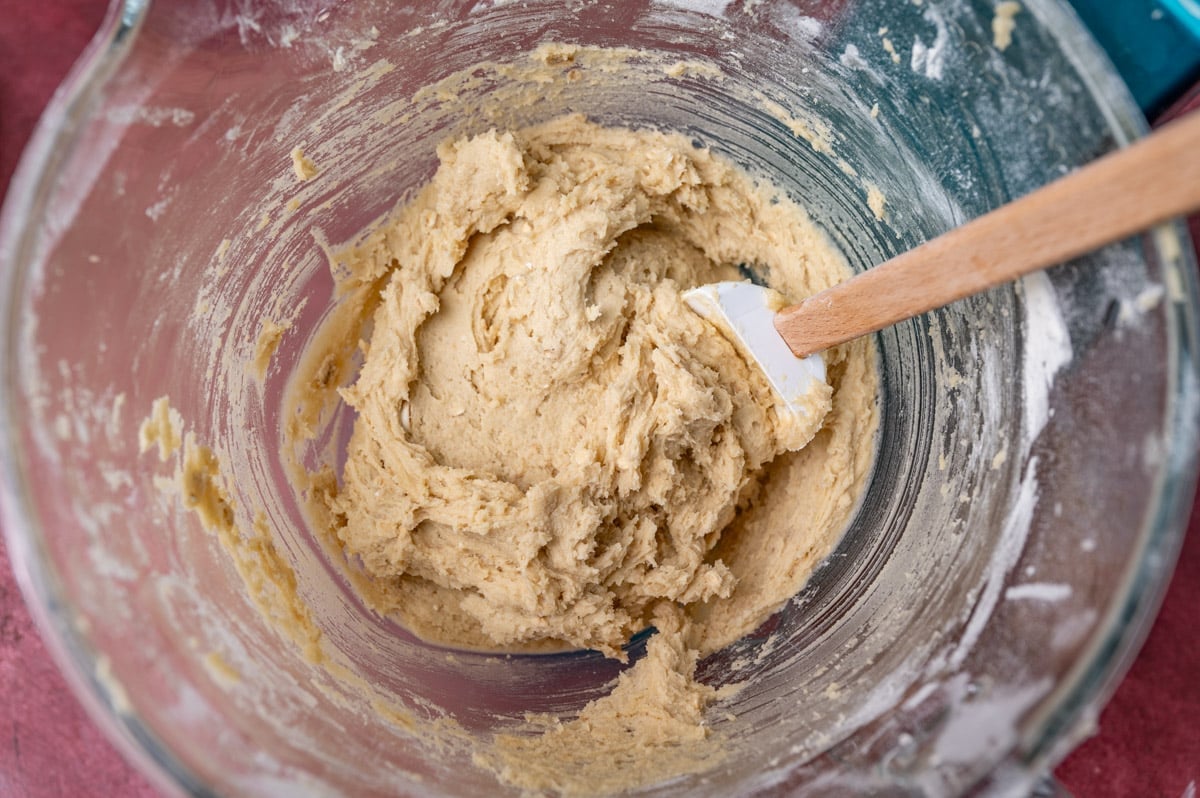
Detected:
left=0, top=2, right=1197, bottom=796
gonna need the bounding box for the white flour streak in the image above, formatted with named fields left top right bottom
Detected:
left=911, top=7, right=950, bottom=80
left=652, top=0, right=734, bottom=16
left=1020, top=272, right=1072, bottom=442
left=950, top=457, right=1040, bottom=669
left=839, top=43, right=869, bottom=70
left=1004, top=582, right=1071, bottom=602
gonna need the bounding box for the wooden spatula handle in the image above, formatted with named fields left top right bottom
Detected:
left=775, top=111, right=1200, bottom=358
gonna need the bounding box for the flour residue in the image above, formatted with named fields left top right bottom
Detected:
left=1019, top=272, right=1072, bottom=441
left=950, top=457, right=1040, bottom=671
left=652, top=0, right=735, bottom=16
left=1005, top=582, right=1071, bottom=602
left=911, top=6, right=950, bottom=80
left=1117, top=283, right=1166, bottom=327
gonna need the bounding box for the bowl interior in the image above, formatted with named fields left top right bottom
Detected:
left=3, top=0, right=1196, bottom=795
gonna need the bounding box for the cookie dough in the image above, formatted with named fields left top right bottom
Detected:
left=317, top=114, right=878, bottom=662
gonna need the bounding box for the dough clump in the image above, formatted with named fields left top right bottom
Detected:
left=327, top=115, right=867, bottom=660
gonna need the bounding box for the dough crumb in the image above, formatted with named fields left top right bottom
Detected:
left=663, top=59, right=724, bottom=80
left=757, top=94, right=840, bottom=160
left=202, top=650, right=242, bottom=687
left=866, top=182, right=887, bottom=220
left=291, top=147, right=319, bottom=181
left=993, top=1, right=1021, bottom=51
left=753, top=96, right=859, bottom=177
left=882, top=36, right=901, bottom=64
left=991, top=446, right=1008, bottom=470
left=250, top=318, right=290, bottom=382
left=138, top=396, right=182, bottom=461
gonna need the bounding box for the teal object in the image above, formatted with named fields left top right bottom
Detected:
left=1069, top=0, right=1200, bottom=116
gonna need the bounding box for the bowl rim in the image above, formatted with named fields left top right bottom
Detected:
left=1000, top=0, right=1200, bottom=785
left=0, top=0, right=1197, bottom=795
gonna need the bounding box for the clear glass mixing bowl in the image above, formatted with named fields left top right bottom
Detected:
left=2, top=0, right=1197, bottom=795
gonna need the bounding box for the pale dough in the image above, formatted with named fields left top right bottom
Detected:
left=993, top=1, right=1022, bottom=51
left=317, top=114, right=878, bottom=660
left=283, top=114, right=878, bottom=793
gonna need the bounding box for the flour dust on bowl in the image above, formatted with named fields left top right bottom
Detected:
left=1, top=0, right=1197, bottom=795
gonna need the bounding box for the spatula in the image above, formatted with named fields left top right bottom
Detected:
left=684, top=110, right=1200, bottom=417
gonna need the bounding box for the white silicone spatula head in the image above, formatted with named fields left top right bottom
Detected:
left=683, top=281, right=827, bottom=414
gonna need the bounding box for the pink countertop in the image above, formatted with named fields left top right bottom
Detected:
left=1, top=2, right=1197, bottom=795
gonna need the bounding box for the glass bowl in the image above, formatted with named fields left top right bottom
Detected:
left=2, top=0, right=1197, bottom=795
